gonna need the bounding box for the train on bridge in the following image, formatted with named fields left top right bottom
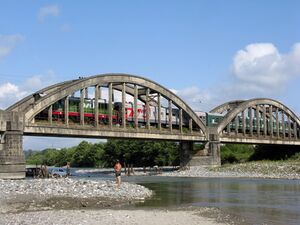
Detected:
left=37, top=97, right=185, bottom=126
left=36, top=97, right=294, bottom=136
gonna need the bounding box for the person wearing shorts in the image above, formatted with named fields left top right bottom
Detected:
left=114, top=160, right=122, bottom=187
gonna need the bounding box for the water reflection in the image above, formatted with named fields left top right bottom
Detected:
left=124, top=176, right=300, bottom=225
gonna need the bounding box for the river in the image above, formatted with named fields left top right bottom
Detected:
left=73, top=169, right=300, bottom=225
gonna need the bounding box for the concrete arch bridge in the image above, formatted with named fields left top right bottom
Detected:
left=0, top=73, right=299, bottom=178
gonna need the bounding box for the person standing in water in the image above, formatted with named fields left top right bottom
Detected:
left=114, top=160, right=122, bottom=187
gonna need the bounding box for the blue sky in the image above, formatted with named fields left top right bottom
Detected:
left=1, top=1, right=300, bottom=149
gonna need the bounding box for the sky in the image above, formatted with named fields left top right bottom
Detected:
left=1, top=1, right=300, bottom=150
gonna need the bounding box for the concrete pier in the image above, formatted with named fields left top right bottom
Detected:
left=180, top=141, right=193, bottom=167
left=0, top=112, right=25, bottom=179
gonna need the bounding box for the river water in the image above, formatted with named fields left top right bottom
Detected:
left=74, top=170, right=300, bottom=225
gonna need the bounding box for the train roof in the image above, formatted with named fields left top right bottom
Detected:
left=207, top=112, right=224, bottom=116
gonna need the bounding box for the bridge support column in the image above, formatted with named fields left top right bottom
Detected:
left=188, top=130, right=221, bottom=166
left=181, top=140, right=221, bottom=167
left=180, top=141, right=193, bottom=167
left=0, top=112, right=25, bottom=179
left=207, top=132, right=221, bottom=166
left=207, top=141, right=221, bottom=166
left=189, top=143, right=221, bottom=167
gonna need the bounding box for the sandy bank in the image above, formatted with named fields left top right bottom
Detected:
left=0, top=209, right=228, bottom=225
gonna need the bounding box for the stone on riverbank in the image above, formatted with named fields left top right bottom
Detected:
left=0, top=178, right=152, bottom=213
left=161, top=161, right=300, bottom=179
left=0, top=209, right=226, bottom=225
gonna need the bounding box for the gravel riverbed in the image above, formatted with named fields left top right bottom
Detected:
left=0, top=178, right=232, bottom=225
left=0, top=178, right=152, bottom=214
left=2, top=161, right=297, bottom=225
left=0, top=208, right=232, bottom=225
left=161, top=161, right=300, bottom=179
left=0, top=178, right=152, bottom=200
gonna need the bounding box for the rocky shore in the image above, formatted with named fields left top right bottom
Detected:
left=0, top=178, right=152, bottom=214
left=161, top=161, right=300, bottom=180
left=0, top=208, right=231, bottom=225
left=0, top=178, right=152, bottom=200
left=0, top=178, right=231, bottom=225
left=2, top=161, right=297, bottom=225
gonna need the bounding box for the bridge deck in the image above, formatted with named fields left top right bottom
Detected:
left=24, top=124, right=206, bottom=141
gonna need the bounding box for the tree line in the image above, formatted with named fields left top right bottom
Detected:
left=25, top=139, right=180, bottom=168
left=221, top=144, right=300, bottom=164
left=25, top=140, right=300, bottom=168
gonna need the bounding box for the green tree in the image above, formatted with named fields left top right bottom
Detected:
left=26, top=151, right=43, bottom=165
left=102, top=139, right=179, bottom=167
left=221, top=144, right=255, bottom=164
left=250, top=145, right=300, bottom=161
left=71, top=141, right=91, bottom=167
left=25, top=139, right=180, bottom=168
left=42, top=148, right=60, bottom=165
left=55, top=148, right=70, bottom=167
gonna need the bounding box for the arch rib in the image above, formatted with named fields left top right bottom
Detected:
left=217, top=98, right=300, bottom=134
left=21, top=73, right=207, bottom=134
left=7, top=79, right=80, bottom=112
left=210, top=100, right=245, bottom=114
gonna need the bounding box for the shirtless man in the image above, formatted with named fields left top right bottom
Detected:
left=114, top=160, right=122, bottom=187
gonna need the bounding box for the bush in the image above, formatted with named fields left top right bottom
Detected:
left=221, top=144, right=255, bottom=164
left=250, top=145, right=300, bottom=161
left=222, top=151, right=238, bottom=164
left=290, top=152, right=300, bottom=161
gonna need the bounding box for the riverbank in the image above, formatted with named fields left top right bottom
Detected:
left=0, top=178, right=152, bottom=214
left=0, top=178, right=236, bottom=225
left=161, top=161, right=300, bottom=179
left=0, top=208, right=235, bottom=225
left=75, top=160, right=300, bottom=179
left=2, top=160, right=298, bottom=225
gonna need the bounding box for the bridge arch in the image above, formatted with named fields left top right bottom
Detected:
left=216, top=98, right=300, bottom=141
left=3, top=76, right=300, bottom=179
left=9, top=73, right=206, bottom=137
left=210, top=100, right=245, bottom=114
left=7, top=80, right=77, bottom=112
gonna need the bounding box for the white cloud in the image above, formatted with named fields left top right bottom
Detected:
left=0, top=34, right=24, bottom=60
left=0, top=83, right=18, bottom=98
left=173, top=42, right=300, bottom=112
left=0, top=82, right=26, bottom=98
left=0, top=83, right=27, bottom=109
left=170, top=86, right=214, bottom=112
left=0, top=70, right=57, bottom=110
left=232, top=42, right=300, bottom=94
left=38, top=5, right=60, bottom=22
left=22, top=70, right=57, bottom=93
